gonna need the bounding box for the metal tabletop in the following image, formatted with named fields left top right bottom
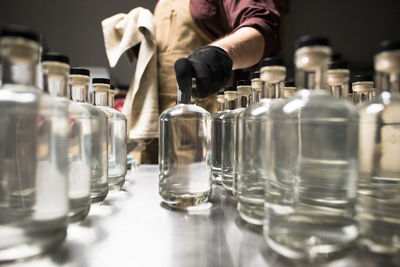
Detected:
left=3, top=165, right=400, bottom=267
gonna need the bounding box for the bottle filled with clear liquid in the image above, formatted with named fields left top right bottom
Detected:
left=211, top=91, right=226, bottom=185
left=357, top=40, right=400, bottom=254
left=222, top=82, right=251, bottom=192
left=159, top=79, right=211, bottom=207
left=70, top=69, right=109, bottom=203
left=0, top=26, right=69, bottom=261
left=265, top=36, right=359, bottom=260
left=42, top=53, right=91, bottom=222
left=237, top=58, right=285, bottom=225
left=352, top=74, right=374, bottom=104
left=93, top=79, right=127, bottom=190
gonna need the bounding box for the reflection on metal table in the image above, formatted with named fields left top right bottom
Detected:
left=3, top=165, right=400, bottom=267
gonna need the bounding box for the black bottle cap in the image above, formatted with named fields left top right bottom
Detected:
left=217, top=90, right=225, bottom=95
left=251, top=71, right=260, bottom=79
left=285, top=81, right=295, bottom=87
left=224, top=86, right=236, bottom=92
left=70, top=68, right=90, bottom=76
left=237, top=80, right=251, bottom=86
left=0, top=24, right=40, bottom=43
left=353, top=74, right=373, bottom=83
left=92, top=78, right=110, bottom=85
left=260, top=57, right=284, bottom=67
left=42, top=52, right=70, bottom=64
left=296, top=35, right=329, bottom=49
left=376, top=40, right=400, bottom=54
left=328, top=61, right=348, bottom=70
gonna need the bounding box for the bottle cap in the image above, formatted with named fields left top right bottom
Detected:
left=224, top=86, right=236, bottom=92
left=70, top=68, right=90, bottom=76
left=251, top=71, right=260, bottom=79
left=296, top=35, right=329, bottom=49
left=92, top=78, right=110, bottom=85
left=0, top=24, right=40, bottom=43
left=285, top=81, right=295, bottom=87
left=352, top=74, right=373, bottom=83
left=217, top=91, right=225, bottom=95
left=376, top=40, right=400, bottom=53
left=328, top=61, right=348, bottom=70
left=260, top=57, right=284, bottom=67
left=42, top=52, right=70, bottom=64
left=237, top=80, right=251, bottom=86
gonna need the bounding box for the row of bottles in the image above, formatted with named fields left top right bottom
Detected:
left=158, top=33, right=400, bottom=260
left=0, top=25, right=127, bottom=261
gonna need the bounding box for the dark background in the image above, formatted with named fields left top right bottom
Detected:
left=1, top=0, right=399, bottom=85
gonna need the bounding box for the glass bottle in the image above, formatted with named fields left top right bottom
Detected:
left=237, top=57, right=285, bottom=225
left=69, top=68, right=109, bottom=203
left=42, top=53, right=91, bottom=222
left=0, top=26, right=68, bottom=260
left=222, top=81, right=251, bottom=192
left=357, top=40, right=400, bottom=254
left=159, top=79, right=212, bottom=207
left=352, top=74, right=374, bottom=104
left=93, top=79, right=127, bottom=190
left=251, top=71, right=262, bottom=104
left=283, top=81, right=296, bottom=98
left=328, top=61, right=350, bottom=98
left=265, top=36, right=358, bottom=260
left=211, top=90, right=226, bottom=185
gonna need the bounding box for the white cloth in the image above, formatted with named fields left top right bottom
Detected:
left=102, top=7, right=158, bottom=141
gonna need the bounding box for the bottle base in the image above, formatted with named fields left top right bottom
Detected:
left=90, top=186, right=109, bottom=203
left=221, top=175, right=233, bottom=192
left=108, top=175, right=126, bottom=191
left=212, top=169, right=222, bottom=185
left=237, top=202, right=264, bottom=226
left=0, top=218, right=66, bottom=262
left=68, top=197, right=91, bottom=223
left=359, top=238, right=400, bottom=255
left=160, top=190, right=211, bottom=208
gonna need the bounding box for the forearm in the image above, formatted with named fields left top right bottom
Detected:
left=211, top=27, right=265, bottom=70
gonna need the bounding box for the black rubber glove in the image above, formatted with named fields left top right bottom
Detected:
left=174, top=46, right=233, bottom=98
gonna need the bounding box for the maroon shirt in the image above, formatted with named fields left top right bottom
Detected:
left=190, top=0, right=281, bottom=59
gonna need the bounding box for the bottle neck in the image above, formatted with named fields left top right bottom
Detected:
left=93, top=83, right=109, bottom=106
left=251, top=78, right=262, bottom=104
left=352, top=81, right=374, bottom=104
left=237, top=85, right=252, bottom=108
left=375, top=50, right=400, bottom=94
left=327, top=69, right=350, bottom=99
left=216, top=95, right=225, bottom=111
left=0, top=37, right=40, bottom=87
left=69, top=74, right=90, bottom=103
left=260, top=66, right=286, bottom=99
left=108, top=90, right=115, bottom=108
left=295, top=46, right=331, bottom=91
left=176, top=79, right=195, bottom=104
left=224, top=91, right=238, bottom=110
left=284, top=87, right=296, bottom=98
left=42, top=61, right=70, bottom=98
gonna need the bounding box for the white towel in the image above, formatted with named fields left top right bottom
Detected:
left=102, top=7, right=158, bottom=141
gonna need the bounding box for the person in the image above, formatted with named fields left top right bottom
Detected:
left=141, top=0, right=281, bottom=164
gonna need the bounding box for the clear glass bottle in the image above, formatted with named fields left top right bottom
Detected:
left=265, top=36, right=358, bottom=260
left=159, top=79, right=212, bottom=207
left=328, top=61, right=350, bottom=98
left=0, top=26, right=68, bottom=260
left=251, top=71, right=262, bottom=104
left=69, top=68, right=109, bottom=203
left=237, top=57, right=285, bottom=225
left=93, top=79, right=127, bottom=190
left=357, top=40, right=400, bottom=254
left=42, top=53, right=91, bottom=222
left=352, top=74, right=374, bottom=104
left=211, top=90, right=226, bottom=185
left=222, top=81, right=251, bottom=192
left=283, top=81, right=296, bottom=98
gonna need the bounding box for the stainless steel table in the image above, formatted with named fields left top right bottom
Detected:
left=3, top=165, right=400, bottom=267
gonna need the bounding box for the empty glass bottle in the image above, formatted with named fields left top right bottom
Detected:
left=222, top=81, right=251, bottom=192
left=283, top=81, right=296, bottom=98
left=357, top=40, right=400, bottom=254
left=0, top=26, right=69, bottom=261
left=265, top=36, right=358, bottom=260
left=237, top=57, right=285, bottom=225
left=69, top=68, right=109, bottom=203
left=352, top=74, right=374, bottom=104
left=93, top=79, right=127, bottom=190
left=328, top=61, right=350, bottom=98
left=211, top=91, right=226, bottom=184
left=159, top=79, right=212, bottom=207
left=42, top=53, right=91, bottom=222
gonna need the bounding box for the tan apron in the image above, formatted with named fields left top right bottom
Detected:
left=140, top=0, right=217, bottom=164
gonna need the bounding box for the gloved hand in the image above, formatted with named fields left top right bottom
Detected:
left=174, top=46, right=233, bottom=98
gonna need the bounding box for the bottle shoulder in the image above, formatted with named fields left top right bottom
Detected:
left=0, top=84, right=41, bottom=105
left=97, top=106, right=127, bottom=120
left=358, top=92, right=400, bottom=123
left=160, top=104, right=211, bottom=120
left=212, top=110, right=229, bottom=120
